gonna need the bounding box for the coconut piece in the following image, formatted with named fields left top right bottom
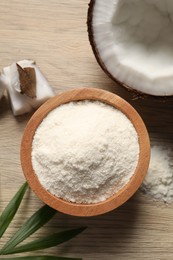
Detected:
left=3, top=65, right=33, bottom=115
left=17, top=60, right=55, bottom=109
left=2, top=60, right=55, bottom=116
left=10, top=62, right=21, bottom=93
left=0, top=74, right=7, bottom=99
left=88, top=0, right=173, bottom=97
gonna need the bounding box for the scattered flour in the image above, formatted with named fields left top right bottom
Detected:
left=32, top=101, right=139, bottom=204
left=141, top=145, right=173, bottom=203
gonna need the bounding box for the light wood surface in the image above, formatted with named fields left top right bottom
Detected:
left=21, top=88, right=150, bottom=216
left=0, top=0, right=173, bottom=259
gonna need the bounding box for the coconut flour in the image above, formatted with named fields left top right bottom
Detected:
left=141, top=145, right=173, bottom=203
left=32, top=101, right=139, bottom=204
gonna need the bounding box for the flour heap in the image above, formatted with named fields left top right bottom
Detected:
left=32, top=101, right=139, bottom=204
left=141, top=145, right=173, bottom=203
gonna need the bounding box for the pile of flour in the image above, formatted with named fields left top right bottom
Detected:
left=141, top=145, right=173, bottom=203
left=32, top=100, right=139, bottom=204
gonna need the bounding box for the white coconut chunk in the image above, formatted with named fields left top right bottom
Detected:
left=17, top=60, right=55, bottom=108
left=92, top=0, right=173, bottom=96
left=3, top=66, right=33, bottom=115
left=0, top=74, right=7, bottom=99
left=2, top=60, right=55, bottom=116
left=10, top=62, right=21, bottom=93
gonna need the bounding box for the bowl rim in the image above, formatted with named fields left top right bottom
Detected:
left=20, top=87, right=150, bottom=217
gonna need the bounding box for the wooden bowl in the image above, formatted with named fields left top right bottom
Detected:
left=21, top=88, right=150, bottom=217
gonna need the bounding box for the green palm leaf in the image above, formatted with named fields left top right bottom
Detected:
left=2, top=227, right=86, bottom=255
left=0, top=256, right=81, bottom=260
left=0, top=183, right=86, bottom=260
left=0, top=204, right=57, bottom=254
left=0, top=182, right=28, bottom=239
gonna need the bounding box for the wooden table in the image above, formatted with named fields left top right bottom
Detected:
left=1, top=1, right=173, bottom=259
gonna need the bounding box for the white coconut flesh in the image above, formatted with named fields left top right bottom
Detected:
left=91, top=0, right=173, bottom=96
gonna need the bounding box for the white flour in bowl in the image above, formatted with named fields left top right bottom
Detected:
left=32, top=100, right=139, bottom=204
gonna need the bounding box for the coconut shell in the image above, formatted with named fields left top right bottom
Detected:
left=17, top=64, right=36, bottom=98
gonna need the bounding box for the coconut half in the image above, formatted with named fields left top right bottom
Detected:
left=88, top=0, right=173, bottom=97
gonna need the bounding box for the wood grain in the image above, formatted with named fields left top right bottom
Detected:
left=0, top=0, right=173, bottom=259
